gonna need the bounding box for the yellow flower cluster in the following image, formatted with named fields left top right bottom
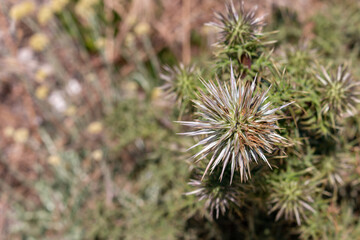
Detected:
left=10, top=1, right=35, bottom=21
left=13, top=128, right=29, bottom=143
left=51, top=0, right=69, bottom=13
left=35, top=85, right=49, bottom=100
left=75, top=0, right=99, bottom=18
left=38, top=5, right=53, bottom=25
left=29, top=33, right=49, bottom=51
left=65, top=106, right=77, bottom=116
left=87, top=121, right=103, bottom=135
left=3, top=126, right=30, bottom=144
left=134, top=22, right=151, bottom=36
left=48, top=155, right=61, bottom=166
left=35, top=68, right=49, bottom=82
left=91, top=149, right=103, bottom=161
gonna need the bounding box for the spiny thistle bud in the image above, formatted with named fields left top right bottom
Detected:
left=316, top=153, right=353, bottom=188
left=268, top=170, right=320, bottom=225
left=281, top=43, right=317, bottom=77
left=178, top=65, right=292, bottom=183
left=160, top=64, right=200, bottom=111
left=207, top=0, right=265, bottom=47
left=316, top=65, right=360, bottom=117
left=186, top=168, right=251, bottom=219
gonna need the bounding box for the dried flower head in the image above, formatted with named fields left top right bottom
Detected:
left=186, top=168, right=250, bottom=218
left=207, top=0, right=265, bottom=46
left=268, top=170, right=319, bottom=225
left=160, top=64, right=199, bottom=109
left=179, top=66, right=292, bottom=183
left=316, top=65, right=360, bottom=116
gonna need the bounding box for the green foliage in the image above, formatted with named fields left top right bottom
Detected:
left=300, top=202, right=360, bottom=240
left=106, top=99, right=167, bottom=148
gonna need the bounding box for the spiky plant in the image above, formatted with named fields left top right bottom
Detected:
left=268, top=169, right=320, bottom=225
left=186, top=167, right=251, bottom=219
left=316, top=153, right=354, bottom=188
left=208, top=1, right=275, bottom=78
left=208, top=0, right=265, bottom=47
left=160, top=63, right=200, bottom=111
left=316, top=65, right=360, bottom=117
left=178, top=66, right=292, bottom=183
left=281, top=43, right=317, bottom=77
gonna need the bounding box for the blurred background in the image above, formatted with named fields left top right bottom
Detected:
left=1, top=0, right=360, bottom=239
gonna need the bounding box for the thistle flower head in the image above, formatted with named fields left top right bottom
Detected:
left=207, top=0, right=265, bottom=46
left=186, top=168, right=250, bottom=219
left=179, top=66, right=292, bottom=183
left=160, top=64, right=199, bottom=109
left=268, top=170, right=319, bottom=225
left=316, top=65, right=360, bottom=117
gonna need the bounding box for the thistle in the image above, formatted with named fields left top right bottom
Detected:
left=179, top=66, right=292, bottom=183
left=186, top=168, right=250, bottom=219
left=207, top=0, right=274, bottom=78
left=316, top=153, right=353, bottom=188
left=316, top=65, right=360, bottom=117
left=207, top=0, right=265, bottom=47
left=268, top=170, right=320, bottom=225
left=160, top=64, right=199, bottom=111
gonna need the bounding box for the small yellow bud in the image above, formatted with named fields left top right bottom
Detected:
left=29, top=33, right=49, bottom=52
left=134, top=22, right=151, bottom=36
left=87, top=121, right=103, bottom=134
left=38, top=5, right=53, bottom=25
left=124, top=33, right=135, bottom=48
left=35, top=85, right=49, bottom=100
left=13, top=128, right=29, bottom=143
left=65, top=105, right=77, bottom=116
left=127, top=15, right=137, bottom=27
left=10, top=1, right=35, bottom=21
left=91, top=149, right=103, bottom=161
left=75, top=0, right=98, bottom=18
left=151, top=87, right=163, bottom=101
left=48, top=155, right=61, bottom=166
left=51, top=0, right=69, bottom=13
left=95, top=37, right=106, bottom=49
left=35, top=69, right=48, bottom=83
left=123, top=81, right=138, bottom=92
left=3, top=127, right=15, bottom=138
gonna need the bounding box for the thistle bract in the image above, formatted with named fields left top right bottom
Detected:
left=179, top=66, right=292, bottom=183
